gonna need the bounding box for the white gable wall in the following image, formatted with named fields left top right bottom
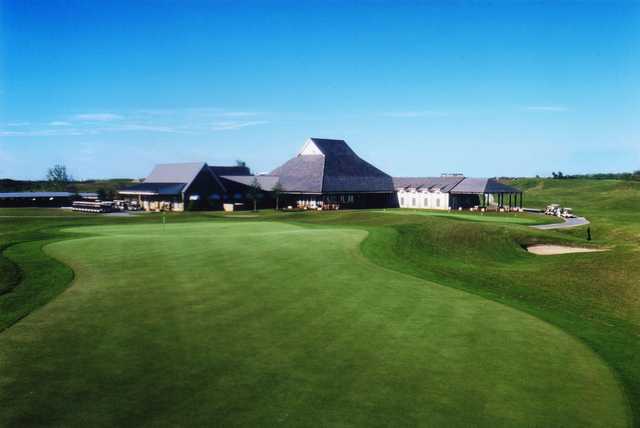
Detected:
left=298, top=139, right=324, bottom=156
left=397, top=189, right=449, bottom=210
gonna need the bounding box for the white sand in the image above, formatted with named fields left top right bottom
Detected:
left=526, top=245, right=607, bottom=255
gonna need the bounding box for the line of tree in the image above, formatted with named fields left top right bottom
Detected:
left=1, top=164, right=135, bottom=194
left=550, top=171, right=640, bottom=181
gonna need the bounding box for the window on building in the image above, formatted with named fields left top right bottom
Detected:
left=412, top=198, right=416, bottom=206
left=424, top=198, right=428, bottom=208
left=436, top=198, right=440, bottom=207
left=400, top=197, right=405, bottom=206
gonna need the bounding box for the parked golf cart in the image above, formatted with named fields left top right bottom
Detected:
left=561, top=208, right=576, bottom=218
left=545, top=204, right=561, bottom=216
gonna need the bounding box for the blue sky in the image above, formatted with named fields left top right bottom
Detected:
left=1, top=0, right=638, bottom=180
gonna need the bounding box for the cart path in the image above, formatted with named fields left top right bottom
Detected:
left=531, top=216, right=590, bottom=230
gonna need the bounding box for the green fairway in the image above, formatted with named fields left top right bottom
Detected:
left=0, top=221, right=630, bottom=427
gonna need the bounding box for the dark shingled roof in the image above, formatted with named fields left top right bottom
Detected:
left=271, top=138, right=394, bottom=193
left=209, top=165, right=251, bottom=176
left=220, top=175, right=280, bottom=191
left=450, top=178, right=520, bottom=194
left=118, top=182, right=187, bottom=195
left=271, top=154, right=325, bottom=193
left=393, top=177, right=465, bottom=192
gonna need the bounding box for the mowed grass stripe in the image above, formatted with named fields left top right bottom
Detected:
left=0, top=221, right=630, bottom=427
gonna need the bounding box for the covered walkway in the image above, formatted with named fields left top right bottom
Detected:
left=449, top=178, right=523, bottom=211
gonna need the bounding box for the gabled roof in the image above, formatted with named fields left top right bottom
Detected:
left=393, top=177, right=465, bottom=192
left=220, top=175, right=280, bottom=191
left=141, top=161, right=228, bottom=194
left=145, top=162, right=207, bottom=184
left=450, top=178, right=520, bottom=194
left=209, top=165, right=251, bottom=176
left=118, top=182, right=187, bottom=196
left=271, top=138, right=394, bottom=193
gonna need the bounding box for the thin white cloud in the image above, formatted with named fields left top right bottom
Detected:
left=218, top=111, right=260, bottom=117
left=1, top=108, right=269, bottom=138
left=523, top=106, right=570, bottom=112
left=108, top=124, right=183, bottom=133
left=73, top=113, right=124, bottom=121
left=383, top=110, right=448, bottom=118
left=210, top=120, right=269, bottom=131
left=132, top=108, right=262, bottom=118
left=0, top=128, right=94, bottom=137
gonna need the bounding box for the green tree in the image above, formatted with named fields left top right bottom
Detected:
left=246, top=178, right=262, bottom=212
left=46, top=164, right=73, bottom=191
left=272, top=181, right=283, bottom=210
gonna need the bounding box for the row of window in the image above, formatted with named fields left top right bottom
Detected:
left=399, top=196, right=442, bottom=208
left=325, top=194, right=355, bottom=203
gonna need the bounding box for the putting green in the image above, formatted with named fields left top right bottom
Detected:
left=0, top=222, right=629, bottom=427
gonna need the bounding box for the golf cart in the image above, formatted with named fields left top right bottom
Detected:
left=545, top=204, right=561, bottom=216
left=561, top=208, right=576, bottom=218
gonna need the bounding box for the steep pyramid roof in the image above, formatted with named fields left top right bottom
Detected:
left=271, top=138, right=394, bottom=193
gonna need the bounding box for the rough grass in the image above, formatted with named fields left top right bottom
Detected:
left=0, top=222, right=629, bottom=427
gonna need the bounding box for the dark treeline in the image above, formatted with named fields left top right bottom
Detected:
left=0, top=178, right=135, bottom=194
left=497, top=171, right=640, bottom=181
left=1, top=164, right=135, bottom=195
left=548, top=171, right=640, bottom=181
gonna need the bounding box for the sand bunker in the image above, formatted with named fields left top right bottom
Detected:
left=526, top=245, right=607, bottom=255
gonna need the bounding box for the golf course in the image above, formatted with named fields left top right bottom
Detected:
left=1, top=179, right=638, bottom=427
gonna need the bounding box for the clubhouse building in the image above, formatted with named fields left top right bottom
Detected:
left=119, top=138, right=522, bottom=211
